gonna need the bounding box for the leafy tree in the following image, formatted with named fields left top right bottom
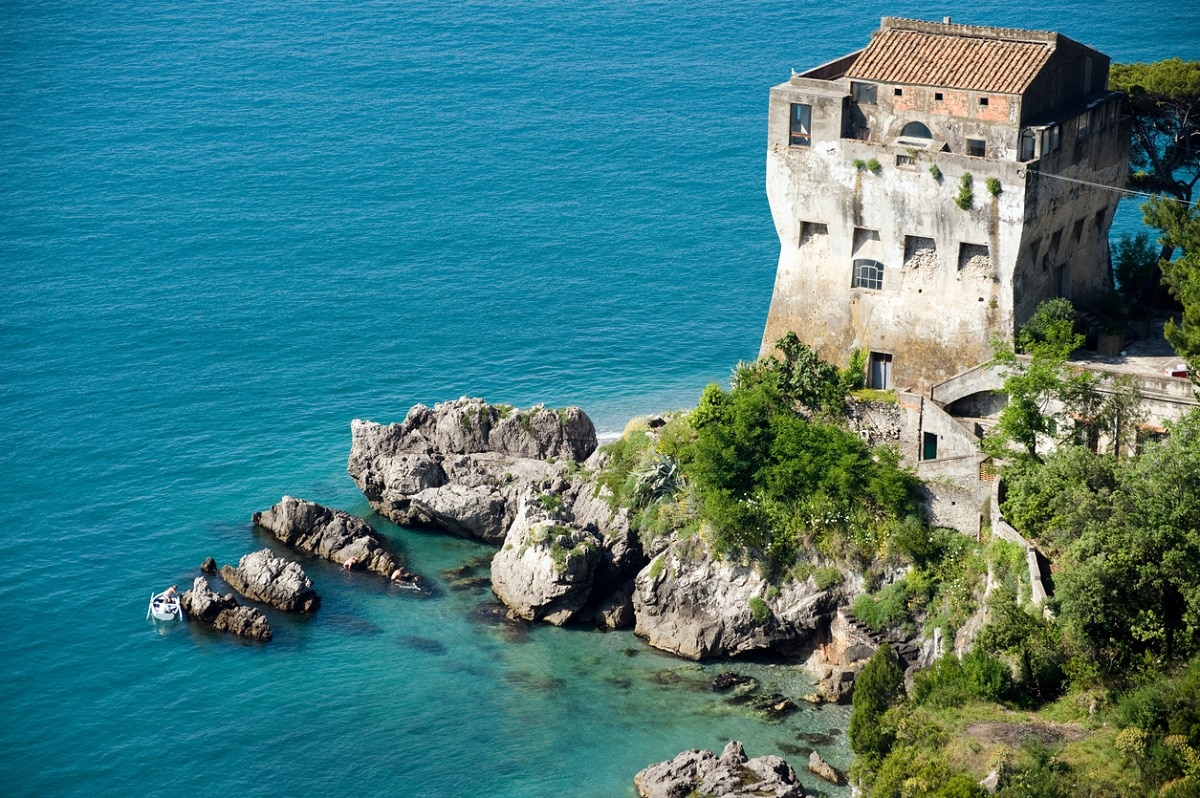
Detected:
left=1145, top=197, right=1200, bottom=376
left=1110, top=59, right=1200, bottom=312
left=686, top=340, right=921, bottom=570
left=1113, top=232, right=1166, bottom=306
left=986, top=300, right=1084, bottom=460
left=849, top=643, right=904, bottom=764
left=1110, top=59, right=1200, bottom=214
left=1000, top=445, right=1118, bottom=552
left=1055, top=411, right=1200, bottom=669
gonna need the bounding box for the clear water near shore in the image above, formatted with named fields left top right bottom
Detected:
left=1, top=1, right=1196, bottom=795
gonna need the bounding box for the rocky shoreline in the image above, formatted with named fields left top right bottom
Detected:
left=164, top=397, right=888, bottom=796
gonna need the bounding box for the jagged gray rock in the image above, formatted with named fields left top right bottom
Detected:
left=219, top=548, right=320, bottom=613
left=348, top=399, right=642, bottom=625
left=634, top=740, right=807, bottom=798
left=632, top=536, right=841, bottom=660
left=806, top=750, right=843, bottom=785
left=180, top=576, right=272, bottom=641
left=251, top=496, right=405, bottom=579
left=490, top=492, right=603, bottom=625
left=346, top=398, right=597, bottom=544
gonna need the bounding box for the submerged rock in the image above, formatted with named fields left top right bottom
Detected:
left=180, top=576, right=272, bottom=641
left=219, top=548, right=320, bottom=613
left=712, top=672, right=757, bottom=692
left=251, top=495, right=408, bottom=580
left=634, top=740, right=808, bottom=798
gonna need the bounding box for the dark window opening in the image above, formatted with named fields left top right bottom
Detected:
left=868, top=352, right=893, bottom=390
left=900, top=121, right=933, bottom=139
left=1041, top=126, right=1061, bottom=153
left=1020, top=128, right=1036, bottom=161
left=934, top=92, right=944, bottom=101
left=1072, top=218, right=1085, bottom=243
left=789, top=103, right=812, bottom=147
left=967, top=138, right=986, bottom=157
left=979, top=97, right=989, bottom=106
left=894, top=87, right=903, bottom=97
left=851, top=82, right=877, bottom=105
left=852, top=259, right=884, bottom=290
left=896, top=154, right=915, bottom=167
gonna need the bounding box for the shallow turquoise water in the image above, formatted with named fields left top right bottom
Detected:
left=1, top=1, right=1195, bottom=795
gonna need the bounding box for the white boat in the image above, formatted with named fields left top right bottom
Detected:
left=147, top=590, right=183, bottom=623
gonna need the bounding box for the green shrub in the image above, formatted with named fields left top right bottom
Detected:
left=955, top=172, right=974, bottom=210
left=912, top=649, right=1014, bottom=708
left=814, top=565, right=844, bottom=589
left=853, top=158, right=867, bottom=170
left=867, top=157, right=882, bottom=174
left=537, top=492, right=563, bottom=514
left=853, top=580, right=913, bottom=634
left=749, top=596, right=772, bottom=624
left=929, top=163, right=943, bottom=181
left=986, top=176, right=1002, bottom=196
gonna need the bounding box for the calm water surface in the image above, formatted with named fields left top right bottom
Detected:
left=1, top=1, right=1195, bottom=795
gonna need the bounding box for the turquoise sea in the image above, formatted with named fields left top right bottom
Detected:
left=2, top=2, right=1196, bottom=795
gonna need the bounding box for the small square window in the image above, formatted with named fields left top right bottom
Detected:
left=979, top=97, right=989, bottom=106
left=934, top=92, right=944, bottom=101
left=894, top=87, right=903, bottom=97
left=967, top=138, right=986, bottom=158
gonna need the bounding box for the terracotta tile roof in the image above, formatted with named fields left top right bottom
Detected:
left=846, top=26, right=1056, bottom=94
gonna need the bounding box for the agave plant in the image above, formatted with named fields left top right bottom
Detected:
left=630, top=453, right=683, bottom=509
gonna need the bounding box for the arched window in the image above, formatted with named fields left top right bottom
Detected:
left=852, top=259, right=884, bottom=290
left=900, top=121, right=932, bottom=140
left=1020, top=128, right=1036, bottom=161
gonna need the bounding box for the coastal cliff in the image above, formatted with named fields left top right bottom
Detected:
left=347, top=398, right=873, bottom=661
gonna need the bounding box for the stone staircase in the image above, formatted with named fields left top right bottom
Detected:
left=838, top=606, right=922, bottom=667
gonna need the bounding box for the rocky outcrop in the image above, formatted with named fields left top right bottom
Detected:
left=632, top=537, right=840, bottom=660
left=634, top=740, right=808, bottom=798
left=490, top=493, right=603, bottom=625
left=806, top=751, right=843, bottom=785
left=251, top=496, right=404, bottom=579
left=219, top=548, right=320, bottom=613
left=347, top=399, right=642, bottom=625
left=180, top=576, right=272, bottom=641
left=346, top=398, right=597, bottom=544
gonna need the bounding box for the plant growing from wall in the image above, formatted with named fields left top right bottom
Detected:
left=955, top=172, right=975, bottom=210
left=866, top=157, right=881, bottom=174
left=986, top=177, right=1002, bottom=197
left=852, top=158, right=866, bottom=170
left=929, top=163, right=943, bottom=181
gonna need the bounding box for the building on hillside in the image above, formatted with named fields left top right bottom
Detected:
left=760, top=17, right=1130, bottom=393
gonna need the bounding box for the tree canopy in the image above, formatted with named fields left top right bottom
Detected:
left=1110, top=59, right=1200, bottom=206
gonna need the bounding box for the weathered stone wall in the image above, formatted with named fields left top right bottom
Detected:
left=760, top=40, right=1127, bottom=394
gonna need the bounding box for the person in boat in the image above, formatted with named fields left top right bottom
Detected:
left=163, top=585, right=179, bottom=601
left=391, top=567, right=410, bottom=584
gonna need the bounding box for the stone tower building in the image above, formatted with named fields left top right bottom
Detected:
left=761, top=17, right=1130, bottom=392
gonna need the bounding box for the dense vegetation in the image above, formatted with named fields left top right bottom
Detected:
left=599, top=333, right=926, bottom=577
left=846, top=291, right=1200, bottom=796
